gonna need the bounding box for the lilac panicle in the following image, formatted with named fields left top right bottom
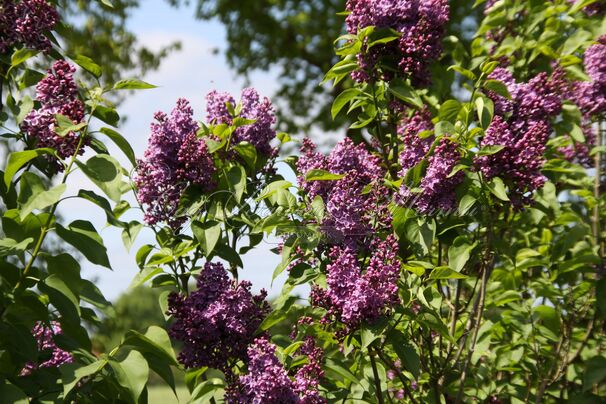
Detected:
left=398, top=108, right=434, bottom=171
left=475, top=116, right=549, bottom=206
left=575, top=37, right=606, bottom=117
left=296, top=138, right=329, bottom=200
left=311, top=235, right=401, bottom=331
left=21, top=321, right=73, bottom=376
left=135, top=98, right=215, bottom=227
left=21, top=60, right=86, bottom=169
left=399, top=137, right=463, bottom=213
left=167, top=262, right=270, bottom=372
left=205, top=88, right=277, bottom=155
left=227, top=337, right=325, bottom=404
left=298, top=137, right=386, bottom=246
left=228, top=337, right=299, bottom=404
left=345, top=0, right=449, bottom=85
left=0, top=0, right=59, bottom=53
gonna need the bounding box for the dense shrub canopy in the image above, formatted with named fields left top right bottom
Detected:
left=0, top=0, right=605, bottom=402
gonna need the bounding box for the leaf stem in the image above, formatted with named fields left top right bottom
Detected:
left=369, top=348, right=385, bottom=404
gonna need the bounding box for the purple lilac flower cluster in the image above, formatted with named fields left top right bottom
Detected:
left=21, top=60, right=86, bottom=169
left=227, top=337, right=325, bottom=404
left=167, top=262, right=270, bottom=372
left=297, top=137, right=386, bottom=245
left=21, top=321, right=73, bottom=376
left=345, top=0, right=449, bottom=85
left=399, top=137, right=464, bottom=214
left=206, top=88, right=277, bottom=155
left=479, top=67, right=564, bottom=205
left=477, top=116, right=549, bottom=205
left=0, top=0, right=59, bottom=53
left=398, top=108, right=434, bottom=172
left=311, top=235, right=401, bottom=332
left=574, top=37, right=606, bottom=117
left=135, top=98, right=215, bottom=227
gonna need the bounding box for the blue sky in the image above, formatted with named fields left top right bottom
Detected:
left=58, top=0, right=306, bottom=301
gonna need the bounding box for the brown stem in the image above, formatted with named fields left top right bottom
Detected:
left=594, top=121, right=603, bottom=257
left=455, top=263, right=491, bottom=404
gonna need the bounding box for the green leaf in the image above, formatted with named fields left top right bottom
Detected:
left=56, top=220, right=111, bottom=268
left=122, top=221, right=142, bottom=252
left=18, top=172, right=66, bottom=220
left=332, top=88, right=360, bottom=119
left=387, top=330, right=420, bottom=378
left=435, top=121, right=456, bottom=136
left=429, top=266, right=468, bottom=280
left=475, top=96, right=494, bottom=130
left=99, top=127, right=137, bottom=166
left=4, top=148, right=55, bottom=188
left=109, top=350, right=149, bottom=403
left=448, top=65, right=477, bottom=81
left=16, top=96, right=34, bottom=124
left=113, top=79, right=157, bottom=90
left=458, top=194, right=476, bottom=216
left=476, top=144, right=505, bottom=156
left=124, top=326, right=178, bottom=366
left=61, top=360, right=107, bottom=397
left=448, top=236, right=477, bottom=272
left=387, top=81, right=423, bottom=108
left=0, top=237, right=33, bottom=257
left=233, top=141, right=257, bottom=167
left=324, top=360, right=360, bottom=385
left=72, top=55, right=102, bottom=78
left=76, top=155, right=123, bottom=202
left=39, top=274, right=81, bottom=323
left=226, top=165, right=246, bottom=203
left=487, top=177, right=509, bottom=201
left=93, top=105, right=120, bottom=127
left=484, top=79, right=511, bottom=99
left=439, top=100, right=462, bottom=123
left=11, top=48, right=39, bottom=68
left=54, top=114, right=87, bottom=137
left=0, top=381, right=28, bottom=404
left=192, top=220, right=222, bottom=256
left=583, top=356, right=606, bottom=391
left=305, top=169, right=345, bottom=181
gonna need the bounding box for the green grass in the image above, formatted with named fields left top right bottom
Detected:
left=147, top=385, right=190, bottom=404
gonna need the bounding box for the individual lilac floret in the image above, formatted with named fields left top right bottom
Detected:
left=345, top=0, right=449, bottom=85
left=311, top=235, right=401, bottom=331
left=21, top=321, right=73, bottom=376
left=0, top=0, right=59, bottom=53
left=399, top=138, right=463, bottom=214
left=205, top=88, right=277, bottom=155
left=398, top=108, right=434, bottom=171
left=167, top=262, right=269, bottom=372
left=21, top=60, right=86, bottom=169
left=135, top=98, right=215, bottom=227
left=475, top=116, right=549, bottom=206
